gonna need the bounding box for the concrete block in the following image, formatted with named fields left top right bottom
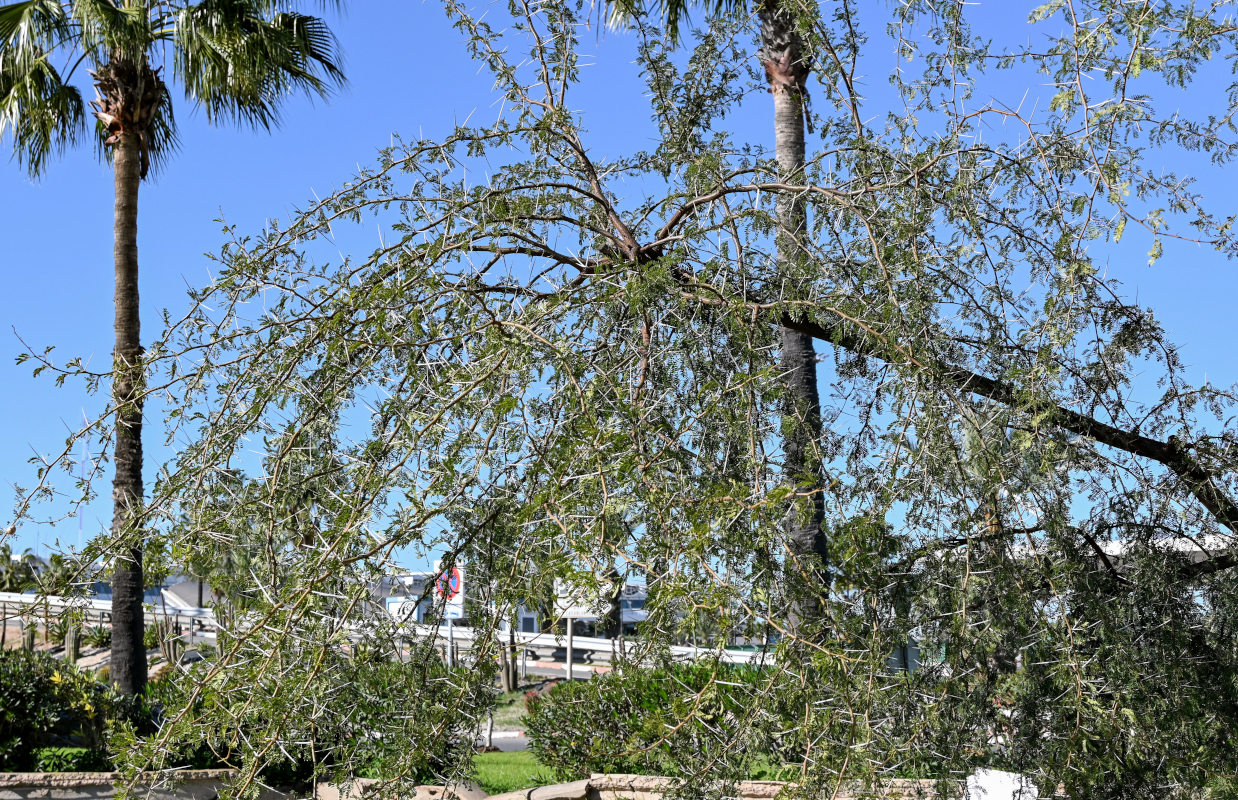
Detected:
left=485, top=779, right=591, bottom=800
left=965, top=770, right=1037, bottom=800
left=317, top=780, right=464, bottom=800
left=444, top=782, right=487, bottom=800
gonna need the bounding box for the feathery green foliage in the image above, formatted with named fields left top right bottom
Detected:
left=12, top=0, right=1238, bottom=797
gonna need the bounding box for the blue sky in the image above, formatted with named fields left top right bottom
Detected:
left=3, top=2, right=1237, bottom=564
left=0, top=2, right=682, bottom=561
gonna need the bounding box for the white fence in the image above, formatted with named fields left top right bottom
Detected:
left=396, top=620, right=767, bottom=667
left=0, top=591, right=214, bottom=630
left=0, top=590, right=767, bottom=673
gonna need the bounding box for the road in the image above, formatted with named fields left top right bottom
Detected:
left=479, top=735, right=529, bottom=752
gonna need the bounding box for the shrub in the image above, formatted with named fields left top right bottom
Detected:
left=522, top=680, right=562, bottom=711
left=33, top=746, right=110, bottom=773
left=326, top=658, right=476, bottom=784
left=525, top=662, right=768, bottom=781
left=84, top=626, right=111, bottom=649
left=128, top=655, right=474, bottom=783
left=46, top=617, right=70, bottom=646
left=144, top=624, right=160, bottom=650
left=0, top=652, right=116, bottom=771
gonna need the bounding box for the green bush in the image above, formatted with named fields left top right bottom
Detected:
left=46, top=618, right=70, bottom=646
left=130, top=655, right=474, bottom=784
left=525, top=662, right=768, bottom=781
left=0, top=652, right=116, bottom=771
left=33, top=746, right=110, bottom=773
left=328, top=658, right=476, bottom=785
left=143, top=624, right=160, bottom=650
left=83, top=626, right=111, bottom=649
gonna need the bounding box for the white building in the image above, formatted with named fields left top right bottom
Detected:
left=379, top=574, right=648, bottom=637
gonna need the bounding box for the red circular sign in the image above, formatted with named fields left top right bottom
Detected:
left=437, top=567, right=462, bottom=600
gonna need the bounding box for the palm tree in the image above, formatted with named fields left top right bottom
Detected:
left=0, top=0, right=344, bottom=694
left=611, top=0, right=827, bottom=627
left=759, top=0, right=827, bottom=628
left=0, top=543, right=37, bottom=593
left=0, top=543, right=37, bottom=649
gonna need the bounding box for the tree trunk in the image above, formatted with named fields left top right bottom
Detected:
left=499, top=632, right=513, bottom=693
left=508, top=625, right=519, bottom=689
left=601, top=566, right=622, bottom=639
left=109, top=129, right=148, bottom=696
left=761, top=4, right=828, bottom=630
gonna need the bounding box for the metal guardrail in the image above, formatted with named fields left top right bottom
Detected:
left=0, top=591, right=765, bottom=674
left=394, top=617, right=769, bottom=672
left=0, top=591, right=215, bottom=629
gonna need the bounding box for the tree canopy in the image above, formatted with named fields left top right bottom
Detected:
left=0, top=0, right=344, bottom=177
left=11, top=0, right=1238, bottom=797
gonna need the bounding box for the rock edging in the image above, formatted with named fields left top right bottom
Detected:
left=484, top=775, right=947, bottom=800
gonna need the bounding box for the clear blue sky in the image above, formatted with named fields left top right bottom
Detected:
left=0, top=2, right=688, bottom=561
left=3, top=2, right=1237, bottom=562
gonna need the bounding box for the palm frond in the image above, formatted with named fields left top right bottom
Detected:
left=0, top=51, right=84, bottom=176
left=0, top=0, right=85, bottom=176
left=0, top=0, right=76, bottom=76
left=2, top=0, right=338, bottom=174
left=248, top=0, right=342, bottom=13
left=606, top=0, right=746, bottom=42
left=72, top=0, right=156, bottom=62
left=174, top=0, right=343, bottom=130
left=141, top=87, right=177, bottom=173
left=0, top=0, right=70, bottom=45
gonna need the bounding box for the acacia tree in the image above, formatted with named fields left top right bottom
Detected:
left=611, top=0, right=831, bottom=629
left=13, top=0, right=1238, bottom=796
left=0, top=0, right=343, bottom=695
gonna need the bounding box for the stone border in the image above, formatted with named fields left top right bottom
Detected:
left=0, top=773, right=237, bottom=787
left=485, top=775, right=948, bottom=800
left=0, top=770, right=248, bottom=800
left=0, top=772, right=955, bottom=800
left=0, top=774, right=471, bottom=800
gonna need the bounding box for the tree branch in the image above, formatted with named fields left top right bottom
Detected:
left=781, top=314, right=1238, bottom=578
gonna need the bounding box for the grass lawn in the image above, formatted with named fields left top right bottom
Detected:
left=473, top=750, right=556, bottom=795
left=471, top=750, right=801, bottom=794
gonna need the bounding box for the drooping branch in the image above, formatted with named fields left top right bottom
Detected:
left=576, top=164, right=1238, bottom=569
left=780, top=314, right=1238, bottom=577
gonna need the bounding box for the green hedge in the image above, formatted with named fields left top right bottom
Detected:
left=33, top=747, right=111, bottom=773
left=525, top=662, right=769, bottom=781
left=139, top=655, right=474, bottom=787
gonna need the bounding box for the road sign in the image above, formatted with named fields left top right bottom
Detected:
left=554, top=577, right=611, bottom=620
left=435, top=562, right=465, bottom=619
left=386, top=597, right=419, bottom=623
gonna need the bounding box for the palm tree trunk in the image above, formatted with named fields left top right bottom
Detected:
left=109, top=129, right=147, bottom=696
left=761, top=4, right=828, bottom=630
